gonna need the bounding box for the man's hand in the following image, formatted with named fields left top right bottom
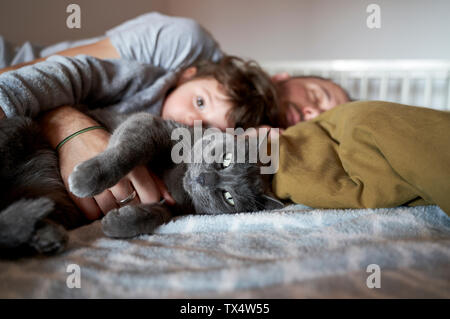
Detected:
left=39, top=106, right=174, bottom=220
left=59, top=130, right=172, bottom=219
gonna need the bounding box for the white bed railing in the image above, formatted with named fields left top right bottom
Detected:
left=261, top=60, right=450, bottom=111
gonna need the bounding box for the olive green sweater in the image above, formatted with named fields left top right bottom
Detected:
left=273, top=101, right=450, bottom=215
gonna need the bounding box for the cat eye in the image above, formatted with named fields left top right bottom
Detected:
left=222, top=191, right=235, bottom=206
left=222, top=152, right=232, bottom=168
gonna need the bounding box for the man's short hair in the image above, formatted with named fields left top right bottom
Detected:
left=190, top=56, right=282, bottom=129
left=289, top=75, right=353, bottom=102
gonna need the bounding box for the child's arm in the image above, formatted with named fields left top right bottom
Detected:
left=0, top=38, right=118, bottom=119
left=0, top=54, right=162, bottom=118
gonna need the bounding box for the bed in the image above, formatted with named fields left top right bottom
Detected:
left=0, top=59, right=449, bottom=298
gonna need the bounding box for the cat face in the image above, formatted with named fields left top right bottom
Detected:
left=182, top=131, right=282, bottom=215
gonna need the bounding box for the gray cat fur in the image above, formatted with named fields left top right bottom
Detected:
left=0, top=111, right=283, bottom=257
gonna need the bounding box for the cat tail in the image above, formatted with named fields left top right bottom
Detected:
left=0, top=198, right=68, bottom=258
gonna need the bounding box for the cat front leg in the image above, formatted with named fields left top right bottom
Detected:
left=69, top=113, right=177, bottom=198
left=101, top=202, right=172, bottom=238
left=68, top=147, right=126, bottom=198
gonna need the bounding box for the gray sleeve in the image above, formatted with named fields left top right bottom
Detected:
left=0, top=55, right=164, bottom=118
left=106, top=12, right=224, bottom=71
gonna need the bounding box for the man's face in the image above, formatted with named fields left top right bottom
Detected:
left=276, top=76, right=350, bottom=126
left=161, top=72, right=233, bottom=131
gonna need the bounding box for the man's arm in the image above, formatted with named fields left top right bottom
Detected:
left=38, top=106, right=173, bottom=220
left=39, top=106, right=112, bottom=219
left=0, top=38, right=119, bottom=76
left=0, top=12, right=223, bottom=76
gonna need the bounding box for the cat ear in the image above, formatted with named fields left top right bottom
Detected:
left=261, top=194, right=284, bottom=210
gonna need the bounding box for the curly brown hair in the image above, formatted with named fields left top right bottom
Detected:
left=189, top=56, right=285, bottom=129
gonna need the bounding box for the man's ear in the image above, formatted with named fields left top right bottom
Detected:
left=177, top=67, right=197, bottom=85
left=271, top=72, right=291, bottom=83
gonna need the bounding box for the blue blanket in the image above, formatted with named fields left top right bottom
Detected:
left=0, top=205, right=448, bottom=298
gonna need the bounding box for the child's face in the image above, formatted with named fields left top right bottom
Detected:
left=161, top=75, right=233, bottom=131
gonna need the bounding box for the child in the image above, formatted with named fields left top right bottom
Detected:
left=0, top=54, right=280, bottom=220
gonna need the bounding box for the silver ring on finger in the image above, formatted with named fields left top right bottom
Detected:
left=116, top=190, right=137, bottom=206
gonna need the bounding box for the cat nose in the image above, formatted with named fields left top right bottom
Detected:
left=195, top=173, right=217, bottom=186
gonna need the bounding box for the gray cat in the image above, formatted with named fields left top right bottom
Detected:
left=0, top=112, right=282, bottom=258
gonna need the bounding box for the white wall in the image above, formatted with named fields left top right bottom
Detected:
left=0, top=0, right=449, bottom=61
left=166, top=0, right=450, bottom=61
left=0, top=0, right=168, bottom=46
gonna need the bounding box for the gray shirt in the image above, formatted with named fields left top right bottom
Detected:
left=0, top=12, right=223, bottom=118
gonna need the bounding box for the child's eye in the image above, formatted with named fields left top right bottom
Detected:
left=195, top=96, right=206, bottom=109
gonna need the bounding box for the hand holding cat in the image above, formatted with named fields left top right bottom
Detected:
left=39, top=106, right=174, bottom=220
left=59, top=129, right=175, bottom=219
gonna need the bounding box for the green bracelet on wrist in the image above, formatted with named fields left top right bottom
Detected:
left=55, top=126, right=107, bottom=152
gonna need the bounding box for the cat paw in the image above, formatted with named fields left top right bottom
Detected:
left=0, top=198, right=55, bottom=247
left=102, top=206, right=145, bottom=238
left=0, top=198, right=68, bottom=256
left=29, top=220, right=68, bottom=255
left=69, top=158, right=108, bottom=198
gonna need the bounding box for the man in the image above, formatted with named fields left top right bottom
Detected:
left=271, top=72, right=352, bottom=127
